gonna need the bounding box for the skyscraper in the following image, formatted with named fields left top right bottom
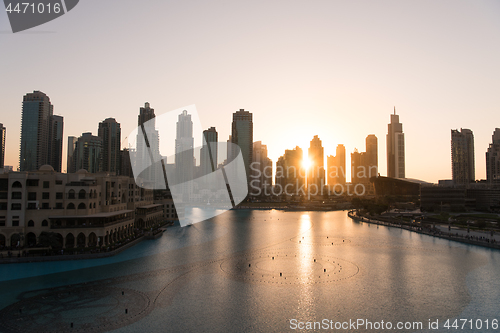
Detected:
left=351, top=148, right=362, bottom=184
left=486, top=128, right=500, bottom=183
left=98, top=118, right=121, bottom=174
left=50, top=115, right=64, bottom=172
left=175, top=110, right=194, bottom=197
left=19, top=91, right=52, bottom=171
left=365, top=134, right=378, bottom=173
left=251, top=141, right=272, bottom=195
left=67, top=136, right=77, bottom=173
left=307, top=135, right=325, bottom=191
left=200, top=127, right=218, bottom=176
left=231, top=109, right=253, bottom=182
left=275, top=146, right=304, bottom=197
left=135, top=102, right=160, bottom=185
left=73, top=132, right=102, bottom=173
left=387, top=107, right=405, bottom=178
left=351, top=135, right=378, bottom=186
left=0, top=123, right=5, bottom=169
left=327, top=144, right=346, bottom=187
left=451, top=128, right=475, bottom=184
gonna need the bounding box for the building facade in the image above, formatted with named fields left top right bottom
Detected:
left=0, top=123, right=5, bottom=169
left=135, top=103, right=160, bottom=186
left=200, top=127, right=218, bottom=176
left=386, top=107, right=405, bottom=178
left=327, top=144, right=346, bottom=188
left=175, top=110, right=194, bottom=197
left=19, top=91, right=63, bottom=172
left=67, top=136, right=77, bottom=173
left=250, top=141, right=272, bottom=196
left=0, top=166, right=176, bottom=249
left=231, top=109, right=253, bottom=182
left=73, top=133, right=103, bottom=173
left=50, top=115, right=64, bottom=172
left=451, top=128, right=475, bottom=184
left=98, top=118, right=121, bottom=174
left=275, top=146, right=305, bottom=199
left=307, top=135, right=325, bottom=192
left=486, top=128, right=500, bottom=183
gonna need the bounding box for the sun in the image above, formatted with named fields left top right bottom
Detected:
left=302, top=158, right=312, bottom=170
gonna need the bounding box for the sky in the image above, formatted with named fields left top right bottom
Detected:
left=1, top=0, right=499, bottom=183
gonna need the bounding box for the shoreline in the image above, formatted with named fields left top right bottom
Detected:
left=347, top=210, right=500, bottom=251
left=0, top=234, right=147, bottom=264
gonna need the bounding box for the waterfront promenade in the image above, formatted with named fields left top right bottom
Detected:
left=348, top=210, right=500, bottom=250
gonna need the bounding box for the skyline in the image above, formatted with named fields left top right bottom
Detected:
left=4, top=93, right=500, bottom=184
left=1, top=0, right=500, bottom=183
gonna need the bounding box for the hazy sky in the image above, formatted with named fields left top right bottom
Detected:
left=1, top=0, right=499, bottom=183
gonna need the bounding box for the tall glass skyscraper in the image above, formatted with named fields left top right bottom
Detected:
left=73, top=132, right=102, bottom=173
left=98, top=118, right=121, bottom=174
left=175, top=110, right=194, bottom=186
left=308, top=135, right=325, bottom=191
left=50, top=115, right=64, bottom=172
left=327, top=144, right=346, bottom=187
left=0, top=123, right=5, bottom=169
left=451, top=128, right=475, bottom=184
left=135, top=102, right=160, bottom=186
left=200, top=127, right=218, bottom=175
left=486, top=129, right=500, bottom=183
left=231, top=109, right=253, bottom=182
left=386, top=107, right=405, bottom=178
left=19, top=91, right=63, bottom=172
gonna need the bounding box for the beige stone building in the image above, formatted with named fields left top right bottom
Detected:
left=0, top=165, right=176, bottom=249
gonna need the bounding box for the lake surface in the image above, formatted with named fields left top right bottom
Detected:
left=0, top=210, right=499, bottom=332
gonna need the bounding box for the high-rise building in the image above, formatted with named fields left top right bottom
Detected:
left=486, top=128, right=500, bottom=183
left=387, top=107, right=405, bottom=178
left=19, top=91, right=63, bottom=172
left=307, top=135, right=325, bottom=191
left=231, top=109, right=253, bottom=182
left=50, top=115, right=64, bottom=172
left=73, top=132, right=102, bottom=173
left=365, top=134, right=378, bottom=172
left=351, top=135, right=378, bottom=194
left=200, top=127, right=218, bottom=176
left=135, top=102, right=160, bottom=185
left=120, top=148, right=133, bottom=178
left=0, top=123, right=5, bottom=169
left=351, top=148, right=362, bottom=184
left=251, top=141, right=272, bottom=195
left=67, top=136, right=77, bottom=173
left=275, top=146, right=304, bottom=197
left=175, top=110, right=194, bottom=184
left=98, top=118, right=121, bottom=174
left=451, top=128, right=475, bottom=184
left=327, top=144, right=346, bottom=187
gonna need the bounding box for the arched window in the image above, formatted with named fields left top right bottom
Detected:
left=79, top=189, right=86, bottom=199
left=67, top=203, right=75, bottom=209
left=12, top=181, right=22, bottom=188
left=28, top=220, right=35, bottom=227
left=68, top=189, right=75, bottom=199
left=42, top=220, right=49, bottom=227
left=26, top=232, right=36, bottom=247
left=78, top=203, right=86, bottom=209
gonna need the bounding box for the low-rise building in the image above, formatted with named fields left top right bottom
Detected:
left=0, top=165, right=176, bottom=249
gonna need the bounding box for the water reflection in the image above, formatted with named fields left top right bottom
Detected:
left=0, top=210, right=498, bottom=333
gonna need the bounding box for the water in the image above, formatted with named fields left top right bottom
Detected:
left=0, top=210, right=498, bottom=332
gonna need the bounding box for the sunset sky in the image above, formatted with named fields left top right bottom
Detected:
left=1, top=0, right=499, bottom=183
